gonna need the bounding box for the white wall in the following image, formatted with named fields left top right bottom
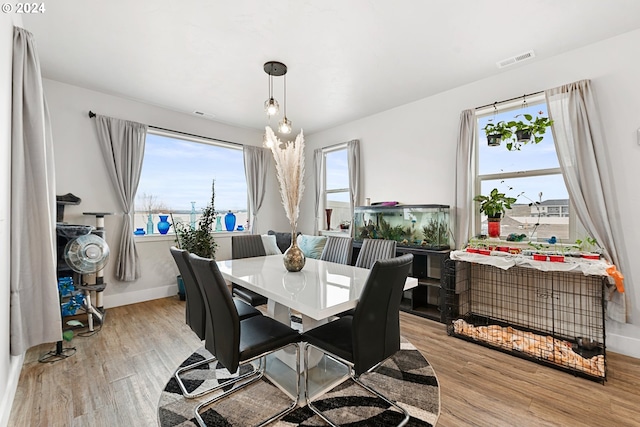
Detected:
left=1, top=13, right=24, bottom=427
left=302, top=29, right=640, bottom=358
left=44, top=79, right=289, bottom=308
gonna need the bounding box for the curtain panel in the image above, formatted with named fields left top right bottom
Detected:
left=243, top=145, right=270, bottom=233
left=347, top=140, right=360, bottom=238
left=94, top=115, right=147, bottom=282
left=454, top=109, right=476, bottom=250
left=10, top=27, right=61, bottom=355
left=545, top=80, right=627, bottom=322
left=313, top=148, right=323, bottom=235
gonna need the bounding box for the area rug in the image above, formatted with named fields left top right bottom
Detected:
left=158, top=339, right=439, bottom=426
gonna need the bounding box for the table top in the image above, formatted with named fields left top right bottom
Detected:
left=217, top=255, right=417, bottom=321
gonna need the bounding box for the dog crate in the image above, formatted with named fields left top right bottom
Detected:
left=446, top=261, right=606, bottom=382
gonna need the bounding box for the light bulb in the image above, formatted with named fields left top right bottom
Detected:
left=264, top=98, right=279, bottom=116
left=279, top=116, right=292, bottom=134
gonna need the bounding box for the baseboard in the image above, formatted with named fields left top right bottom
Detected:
left=0, top=353, right=24, bottom=427
left=103, top=284, right=177, bottom=309
left=606, top=332, right=640, bottom=359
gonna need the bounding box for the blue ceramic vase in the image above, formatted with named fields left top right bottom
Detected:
left=224, top=211, right=236, bottom=231
left=157, top=215, right=171, bottom=234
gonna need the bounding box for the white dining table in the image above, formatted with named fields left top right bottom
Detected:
left=216, top=254, right=418, bottom=401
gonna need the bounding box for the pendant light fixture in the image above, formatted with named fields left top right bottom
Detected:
left=263, top=61, right=292, bottom=134
left=278, top=74, right=292, bottom=134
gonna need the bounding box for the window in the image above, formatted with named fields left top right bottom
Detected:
left=135, top=129, right=247, bottom=234
left=323, top=146, right=350, bottom=229
left=475, top=96, right=576, bottom=241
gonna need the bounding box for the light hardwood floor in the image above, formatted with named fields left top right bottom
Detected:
left=8, top=297, right=640, bottom=426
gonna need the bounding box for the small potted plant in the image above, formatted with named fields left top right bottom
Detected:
left=504, top=112, right=554, bottom=151
left=576, top=236, right=601, bottom=259
left=483, top=120, right=512, bottom=147
left=473, top=188, right=517, bottom=238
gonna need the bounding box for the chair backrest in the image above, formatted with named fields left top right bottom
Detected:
left=320, top=236, right=353, bottom=265
left=232, top=234, right=266, bottom=259
left=354, top=238, right=397, bottom=269
left=170, top=246, right=206, bottom=340
left=352, top=253, right=413, bottom=375
left=267, top=230, right=301, bottom=253
left=189, top=253, right=241, bottom=373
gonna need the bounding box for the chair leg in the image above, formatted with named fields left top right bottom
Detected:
left=194, top=343, right=301, bottom=427
left=303, top=342, right=410, bottom=427
left=175, top=354, right=260, bottom=399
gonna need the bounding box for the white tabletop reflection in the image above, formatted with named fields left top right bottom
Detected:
left=216, top=255, right=417, bottom=322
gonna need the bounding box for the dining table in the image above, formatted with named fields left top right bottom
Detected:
left=216, top=254, right=418, bottom=401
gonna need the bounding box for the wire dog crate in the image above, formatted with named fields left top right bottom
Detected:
left=446, top=261, right=606, bottom=382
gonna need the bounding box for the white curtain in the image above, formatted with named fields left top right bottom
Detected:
left=454, top=109, right=476, bottom=250
left=243, top=145, right=270, bottom=233
left=10, top=27, right=61, bottom=355
left=347, top=140, right=360, bottom=237
left=94, top=115, right=147, bottom=282
left=545, top=80, right=627, bottom=322
left=313, top=148, right=323, bottom=235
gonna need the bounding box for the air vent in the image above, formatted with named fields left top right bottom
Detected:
left=496, top=50, right=535, bottom=69
left=193, top=111, right=215, bottom=119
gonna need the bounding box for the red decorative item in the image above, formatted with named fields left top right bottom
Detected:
left=549, top=255, right=565, bottom=263
left=466, top=247, right=479, bottom=253
left=325, top=208, right=333, bottom=230
left=479, top=249, right=491, bottom=256
left=487, top=218, right=501, bottom=238
left=533, top=254, right=547, bottom=261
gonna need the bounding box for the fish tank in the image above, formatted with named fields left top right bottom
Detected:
left=353, top=204, right=451, bottom=250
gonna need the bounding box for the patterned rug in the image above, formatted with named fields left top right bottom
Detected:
left=158, top=339, right=439, bottom=426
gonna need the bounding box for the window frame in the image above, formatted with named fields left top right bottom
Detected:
left=323, top=143, right=349, bottom=204
left=473, top=96, right=579, bottom=241
left=135, top=128, right=248, bottom=235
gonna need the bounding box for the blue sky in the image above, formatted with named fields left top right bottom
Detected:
left=136, top=133, right=247, bottom=212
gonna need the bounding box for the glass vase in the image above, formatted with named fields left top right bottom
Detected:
left=225, top=211, right=236, bottom=231
left=157, top=215, right=171, bottom=235
left=146, top=214, right=154, bottom=235
left=283, top=226, right=305, bottom=272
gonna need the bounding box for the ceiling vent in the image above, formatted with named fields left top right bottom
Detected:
left=193, top=110, right=215, bottom=119
left=496, top=50, right=535, bottom=69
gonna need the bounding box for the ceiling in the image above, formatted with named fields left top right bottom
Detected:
left=22, top=0, right=640, bottom=135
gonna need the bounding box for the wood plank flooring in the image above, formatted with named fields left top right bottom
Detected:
left=8, top=297, right=640, bottom=426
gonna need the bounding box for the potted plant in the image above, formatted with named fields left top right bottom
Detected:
left=172, top=180, right=218, bottom=299
left=504, top=112, right=554, bottom=151
left=483, top=120, right=512, bottom=147
left=473, top=188, right=517, bottom=238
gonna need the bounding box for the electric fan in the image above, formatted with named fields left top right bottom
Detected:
left=64, top=233, right=110, bottom=274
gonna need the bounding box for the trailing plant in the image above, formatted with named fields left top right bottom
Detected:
left=483, top=120, right=512, bottom=146
left=172, top=180, right=218, bottom=258
left=504, top=112, right=553, bottom=151
left=473, top=188, right=517, bottom=218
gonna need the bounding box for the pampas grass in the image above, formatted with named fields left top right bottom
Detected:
left=265, top=126, right=305, bottom=230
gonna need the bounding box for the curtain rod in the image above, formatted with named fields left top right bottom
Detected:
left=88, top=110, right=243, bottom=148
left=475, top=90, right=544, bottom=111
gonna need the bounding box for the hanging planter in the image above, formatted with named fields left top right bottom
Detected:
left=482, top=121, right=512, bottom=147
left=504, top=112, right=554, bottom=151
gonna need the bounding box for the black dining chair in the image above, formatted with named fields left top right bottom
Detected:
left=231, top=234, right=269, bottom=306
left=169, top=246, right=261, bottom=398
left=354, top=238, right=398, bottom=269
left=302, top=253, right=414, bottom=427
left=189, top=253, right=302, bottom=427
left=320, top=236, right=353, bottom=265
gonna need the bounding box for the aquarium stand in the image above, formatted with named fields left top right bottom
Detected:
left=351, top=242, right=453, bottom=323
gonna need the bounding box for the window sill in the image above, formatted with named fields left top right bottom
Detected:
left=134, top=230, right=248, bottom=243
